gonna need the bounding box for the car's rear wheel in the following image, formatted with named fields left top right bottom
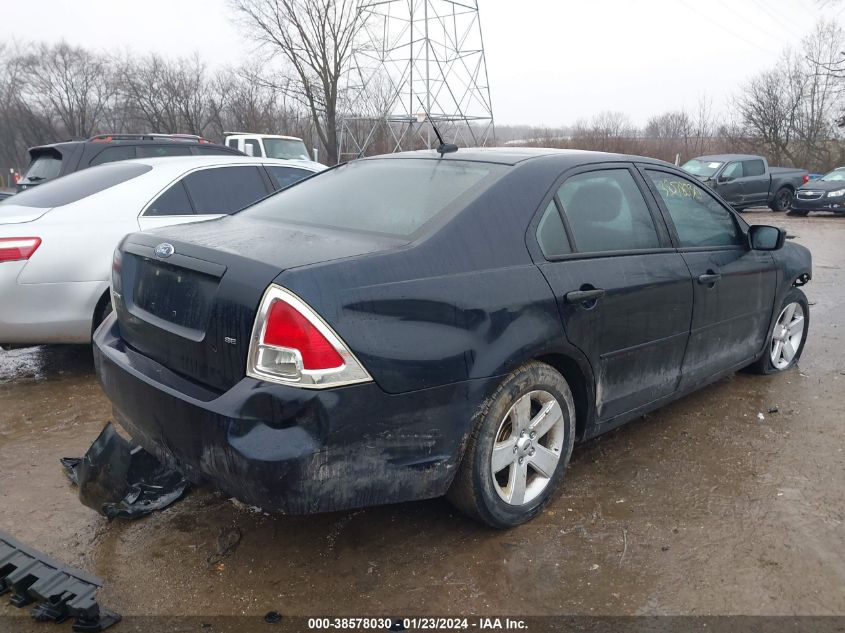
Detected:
left=748, top=288, right=809, bottom=374
left=92, top=294, right=113, bottom=338
left=769, top=187, right=794, bottom=212
left=447, top=362, right=575, bottom=528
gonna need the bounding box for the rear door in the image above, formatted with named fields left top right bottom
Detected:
left=641, top=166, right=777, bottom=388
left=138, top=165, right=273, bottom=231
left=532, top=164, right=693, bottom=422
left=739, top=158, right=768, bottom=205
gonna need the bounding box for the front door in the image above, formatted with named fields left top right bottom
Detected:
left=641, top=167, right=778, bottom=388
left=533, top=165, right=693, bottom=422
left=716, top=161, right=744, bottom=206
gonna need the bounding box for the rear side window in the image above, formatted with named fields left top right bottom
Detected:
left=536, top=200, right=572, bottom=258
left=11, top=163, right=152, bottom=208
left=183, top=166, right=268, bottom=214
left=89, top=145, right=136, bottom=166
left=266, top=166, right=312, bottom=190
left=742, top=159, right=765, bottom=177
left=557, top=169, right=660, bottom=253
left=646, top=171, right=744, bottom=247
left=146, top=181, right=193, bottom=216
left=242, top=159, right=506, bottom=237
left=136, top=145, right=192, bottom=159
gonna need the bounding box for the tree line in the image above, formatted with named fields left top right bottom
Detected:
left=0, top=11, right=842, bottom=184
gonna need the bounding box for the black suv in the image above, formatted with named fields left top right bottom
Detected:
left=17, top=134, right=243, bottom=191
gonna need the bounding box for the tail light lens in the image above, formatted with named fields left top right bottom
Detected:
left=246, top=285, right=371, bottom=388
left=0, top=237, right=41, bottom=262
left=803, top=174, right=810, bottom=184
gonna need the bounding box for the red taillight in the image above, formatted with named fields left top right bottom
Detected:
left=247, top=285, right=371, bottom=388
left=0, top=237, right=41, bottom=262
left=263, top=300, right=343, bottom=370
left=803, top=174, right=810, bottom=184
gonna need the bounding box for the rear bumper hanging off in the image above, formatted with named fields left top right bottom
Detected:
left=0, top=531, right=120, bottom=631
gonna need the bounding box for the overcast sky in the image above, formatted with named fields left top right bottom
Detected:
left=1, top=0, right=842, bottom=126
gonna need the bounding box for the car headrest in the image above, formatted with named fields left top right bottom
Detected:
left=568, top=182, right=623, bottom=223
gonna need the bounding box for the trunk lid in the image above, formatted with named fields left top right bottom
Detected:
left=114, top=216, right=403, bottom=392
left=0, top=203, right=52, bottom=225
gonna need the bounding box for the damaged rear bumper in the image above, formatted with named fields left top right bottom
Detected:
left=93, top=315, right=492, bottom=514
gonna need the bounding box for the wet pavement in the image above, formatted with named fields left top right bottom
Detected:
left=0, top=211, right=843, bottom=620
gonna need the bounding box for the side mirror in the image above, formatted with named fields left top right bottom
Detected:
left=749, top=224, right=786, bottom=251
left=244, top=143, right=255, bottom=157
left=718, top=174, right=734, bottom=183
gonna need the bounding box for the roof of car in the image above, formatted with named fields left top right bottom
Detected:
left=692, top=154, right=763, bottom=162
left=370, top=147, right=674, bottom=168
left=124, top=155, right=325, bottom=172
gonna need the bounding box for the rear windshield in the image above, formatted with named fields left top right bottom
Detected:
left=23, top=153, right=63, bottom=183
left=11, top=162, right=152, bottom=208
left=681, top=159, right=724, bottom=178
left=241, top=158, right=506, bottom=237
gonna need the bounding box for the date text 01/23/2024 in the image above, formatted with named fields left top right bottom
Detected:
left=306, top=617, right=528, bottom=630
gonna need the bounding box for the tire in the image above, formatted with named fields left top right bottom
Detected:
left=92, top=294, right=113, bottom=337
left=787, top=209, right=809, bottom=217
left=748, top=287, right=809, bottom=375
left=447, top=361, right=576, bottom=528
left=769, top=187, right=794, bottom=212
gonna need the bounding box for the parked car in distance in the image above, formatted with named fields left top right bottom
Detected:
left=682, top=154, right=809, bottom=212
left=0, top=155, right=323, bottom=346
left=94, top=148, right=812, bottom=528
left=224, top=132, right=318, bottom=163
left=789, top=166, right=845, bottom=216
left=17, top=133, right=243, bottom=191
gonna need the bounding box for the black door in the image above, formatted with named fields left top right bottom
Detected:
left=532, top=165, right=694, bottom=422
left=715, top=161, right=744, bottom=206
left=641, top=167, right=777, bottom=389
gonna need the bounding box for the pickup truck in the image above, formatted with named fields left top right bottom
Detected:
left=223, top=132, right=321, bottom=164
left=681, top=153, right=809, bottom=212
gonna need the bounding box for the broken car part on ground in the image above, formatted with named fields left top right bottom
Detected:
left=0, top=531, right=120, bottom=631
left=61, top=422, right=188, bottom=520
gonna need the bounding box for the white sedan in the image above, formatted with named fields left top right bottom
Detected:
left=0, top=155, right=324, bottom=345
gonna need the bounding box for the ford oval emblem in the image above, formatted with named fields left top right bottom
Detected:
left=155, top=243, right=175, bottom=259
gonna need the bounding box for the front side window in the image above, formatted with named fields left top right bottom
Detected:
left=241, top=159, right=506, bottom=237
left=183, top=166, right=268, bottom=214
left=536, top=200, right=572, bottom=258
left=646, top=170, right=744, bottom=248
left=557, top=169, right=660, bottom=253
left=722, top=162, right=743, bottom=179
left=266, top=166, right=312, bottom=190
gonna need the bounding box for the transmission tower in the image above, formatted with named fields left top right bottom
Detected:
left=339, top=0, right=495, bottom=160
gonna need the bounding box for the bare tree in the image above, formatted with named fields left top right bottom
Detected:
left=229, top=0, right=361, bottom=164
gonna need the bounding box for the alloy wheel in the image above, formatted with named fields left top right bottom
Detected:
left=770, top=302, right=805, bottom=370
left=490, top=390, right=565, bottom=505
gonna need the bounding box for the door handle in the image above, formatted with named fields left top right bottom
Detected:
left=565, top=288, right=606, bottom=304
left=697, top=272, right=722, bottom=285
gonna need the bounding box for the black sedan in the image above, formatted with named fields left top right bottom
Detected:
left=789, top=166, right=845, bottom=216
left=94, top=149, right=812, bottom=528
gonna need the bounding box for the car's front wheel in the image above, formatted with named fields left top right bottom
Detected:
left=447, top=362, right=575, bottom=528
left=769, top=187, right=794, bottom=212
left=748, top=288, right=809, bottom=374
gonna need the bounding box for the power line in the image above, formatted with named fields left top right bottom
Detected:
left=676, top=0, right=781, bottom=55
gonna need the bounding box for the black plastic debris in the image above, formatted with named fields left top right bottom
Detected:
left=0, top=530, right=120, bottom=631
left=61, top=422, right=189, bottom=520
